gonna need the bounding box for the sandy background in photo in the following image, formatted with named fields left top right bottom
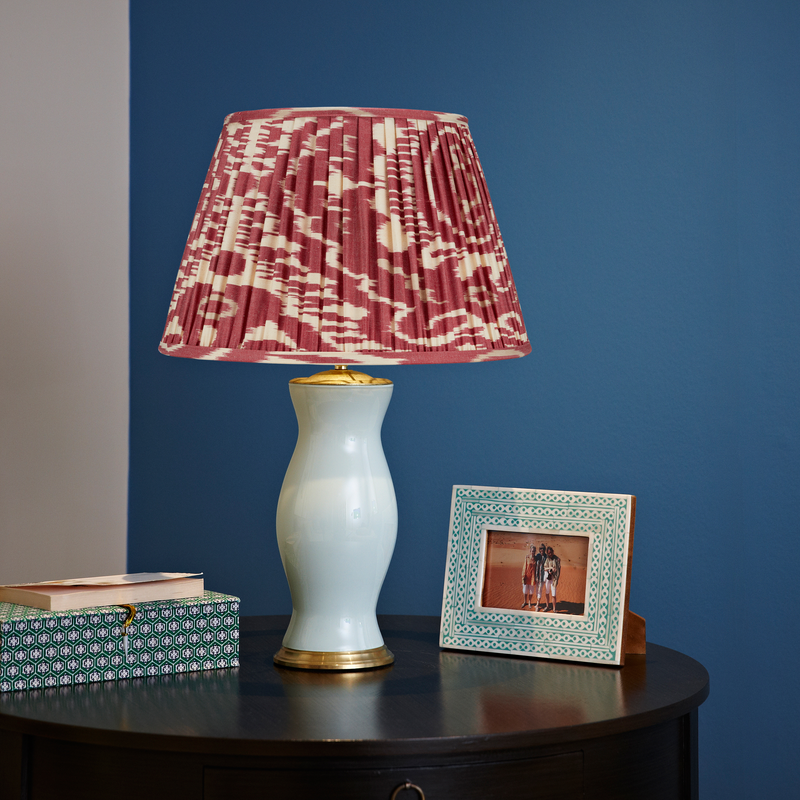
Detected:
left=481, top=530, right=589, bottom=615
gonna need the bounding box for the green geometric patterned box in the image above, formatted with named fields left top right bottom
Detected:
left=0, top=590, right=239, bottom=692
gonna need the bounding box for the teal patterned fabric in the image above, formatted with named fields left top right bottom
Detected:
left=440, top=486, right=633, bottom=666
left=0, top=591, right=239, bottom=692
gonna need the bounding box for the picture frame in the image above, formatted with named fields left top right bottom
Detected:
left=439, top=485, right=637, bottom=666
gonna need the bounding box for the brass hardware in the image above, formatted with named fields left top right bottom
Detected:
left=390, top=781, right=426, bottom=799
left=273, top=644, right=395, bottom=670
left=119, top=604, right=137, bottom=658
left=290, top=368, right=392, bottom=386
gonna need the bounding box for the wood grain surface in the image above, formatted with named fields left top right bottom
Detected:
left=0, top=615, right=709, bottom=800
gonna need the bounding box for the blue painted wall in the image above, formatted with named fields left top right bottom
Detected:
left=130, top=1, right=799, bottom=796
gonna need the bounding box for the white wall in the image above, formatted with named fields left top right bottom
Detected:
left=0, top=1, right=129, bottom=582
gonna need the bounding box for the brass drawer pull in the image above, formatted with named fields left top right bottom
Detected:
left=390, top=780, right=426, bottom=799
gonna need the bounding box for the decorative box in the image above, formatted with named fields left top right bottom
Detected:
left=0, top=590, right=239, bottom=692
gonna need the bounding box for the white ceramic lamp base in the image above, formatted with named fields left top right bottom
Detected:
left=274, top=375, right=397, bottom=670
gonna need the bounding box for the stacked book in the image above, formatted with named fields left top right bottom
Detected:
left=0, top=573, right=239, bottom=692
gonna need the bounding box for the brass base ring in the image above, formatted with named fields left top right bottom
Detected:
left=273, top=644, right=395, bottom=671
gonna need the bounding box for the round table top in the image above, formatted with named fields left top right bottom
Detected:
left=0, top=615, right=709, bottom=759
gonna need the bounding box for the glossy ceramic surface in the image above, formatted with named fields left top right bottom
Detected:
left=276, top=383, right=396, bottom=654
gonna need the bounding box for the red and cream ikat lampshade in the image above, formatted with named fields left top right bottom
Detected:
left=159, top=107, right=530, bottom=365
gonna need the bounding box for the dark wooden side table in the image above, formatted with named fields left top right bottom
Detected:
left=0, top=615, right=708, bottom=800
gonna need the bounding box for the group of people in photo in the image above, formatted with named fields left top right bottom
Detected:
left=521, top=542, right=561, bottom=612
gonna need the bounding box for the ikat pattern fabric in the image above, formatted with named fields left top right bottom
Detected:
left=160, top=108, right=530, bottom=365
left=0, top=591, right=239, bottom=692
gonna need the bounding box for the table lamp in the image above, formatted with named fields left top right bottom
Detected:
left=159, top=107, right=529, bottom=669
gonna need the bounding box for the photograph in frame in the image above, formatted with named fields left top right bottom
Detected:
left=440, top=486, right=636, bottom=666
left=481, top=528, right=591, bottom=617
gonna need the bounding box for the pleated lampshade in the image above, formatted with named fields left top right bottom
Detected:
left=159, top=107, right=529, bottom=365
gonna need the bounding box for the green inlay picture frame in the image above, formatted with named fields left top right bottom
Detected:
left=440, top=486, right=637, bottom=666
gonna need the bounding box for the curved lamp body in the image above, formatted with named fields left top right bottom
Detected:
left=275, top=382, right=397, bottom=668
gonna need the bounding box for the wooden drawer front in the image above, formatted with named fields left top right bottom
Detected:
left=0, top=729, right=26, bottom=800
left=204, top=752, right=584, bottom=800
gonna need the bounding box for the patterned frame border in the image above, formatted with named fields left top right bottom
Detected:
left=439, top=486, right=636, bottom=666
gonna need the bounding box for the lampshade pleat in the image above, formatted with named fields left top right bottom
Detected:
left=418, top=120, right=466, bottom=347
left=293, top=119, right=322, bottom=350
left=377, top=117, right=408, bottom=351
left=391, top=119, right=424, bottom=347
left=442, top=123, right=501, bottom=343
left=321, top=118, right=345, bottom=344
left=302, top=119, right=329, bottom=348
left=160, top=107, right=530, bottom=365
left=406, top=119, right=437, bottom=348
